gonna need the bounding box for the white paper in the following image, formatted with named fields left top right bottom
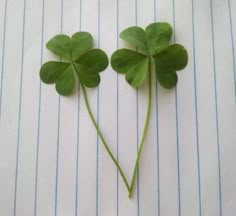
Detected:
left=0, top=0, right=235, bottom=215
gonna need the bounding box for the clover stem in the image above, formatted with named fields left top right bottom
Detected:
left=128, top=57, right=152, bottom=198
left=72, top=64, right=130, bottom=193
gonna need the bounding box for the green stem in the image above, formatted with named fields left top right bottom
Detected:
left=72, top=64, right=130, bottom=193
left=128, top=57, right=152, bottom=198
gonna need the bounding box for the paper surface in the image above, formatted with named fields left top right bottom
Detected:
left=0, top=0, right=235, bottom=215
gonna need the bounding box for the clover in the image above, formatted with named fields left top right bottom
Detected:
left=111, top=22, right=188, bottom=197
left=39, top=32, right=131, bottom=195
left=40, top=32, right=108, bottom=95
left=39, top=25, right=189, bottom=198
left=111, top=22, right=188, bottom=88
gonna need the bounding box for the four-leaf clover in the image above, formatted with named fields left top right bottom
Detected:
left=111, top=22, right=188, bottom=88
left=40, top=32, right=108, bottom=95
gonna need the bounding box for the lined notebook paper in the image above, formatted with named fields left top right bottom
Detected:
left=0, top=0, right=235, bottom=215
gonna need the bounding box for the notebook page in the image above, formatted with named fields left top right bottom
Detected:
left=0, top=0, right=235, bottom=215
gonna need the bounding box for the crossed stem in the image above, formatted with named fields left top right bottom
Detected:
left=73, top=58, right=152, bottom=197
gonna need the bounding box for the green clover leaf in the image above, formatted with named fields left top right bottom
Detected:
left=111, top=22, right=188, bottom=88
left=39, top=24, right=189, bottom=198
left=40, top=32, right=108, bottom=95
left=39, top=31, right=132, bottom=197
left=110, top=22, right=188, bottom=197
left=153, top=44, right=188, bottom=88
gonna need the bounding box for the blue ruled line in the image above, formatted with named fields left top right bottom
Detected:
left=34, top=0, right=45, bottom=215
left=155, top=69, right=161, bottom=216
left=135, top=0, right=140, bottom=215
left=227, top=0, right=236, bottom=103
left=75, top=84, right=81, bottom=216
left=96, top=1, right=101, bottom=216
left=153, top=1, right=160, bottom=216
left=210, top=1, right=222, bottom=216
left=13, top=0, right=27, bottom=215
left=116, top=0, right=120, bottom=216
left=75, top=86, right=81, bottom=216
left=95, top=79, right=100, bottom=208
left=154, top=0, right=156, bottom=22
left=54, top=0, right=64, bottom=215
left=96, top=94, right=99, bottom=216
left=172, top=0, right=181, bottom=215
left=54, top=97, right=61, bottom=216
left=75, top=0, right=82, bottom=214
left=191, top=0, right=202, bottom=215
left=96, top=86, right=99, bottom=216
left=0, top=0, right=8, bottom=119
left=155, top=70, right=160, bottom=216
